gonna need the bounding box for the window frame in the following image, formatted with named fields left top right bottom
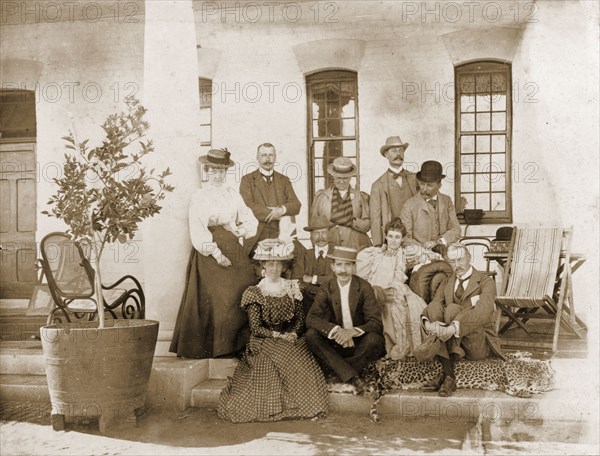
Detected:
left=306, top=70, right=360, bottom=208
left=199, top=78, right=212, bottom=149
left=454, top=60, right=513, bottom=224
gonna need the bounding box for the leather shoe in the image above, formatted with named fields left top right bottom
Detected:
left=421, top=372, right=444, bottom=391
left=438, top=376, right=457, bottom=397
left=350, top=376, right=367, bottom=395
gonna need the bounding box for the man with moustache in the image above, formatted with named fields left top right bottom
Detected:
left=370, top=136, right=418, bottom=247
left=305, top=246, right=385, bottom=394
left=240, top=143, right=301, bottom=257
left=400, top=160, right=461, bottom=251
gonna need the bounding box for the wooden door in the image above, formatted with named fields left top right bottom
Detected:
left=0, top=142, right=37, bottom=298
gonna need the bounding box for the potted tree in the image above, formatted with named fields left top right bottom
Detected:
left=40, top=97, right=174, bottom=432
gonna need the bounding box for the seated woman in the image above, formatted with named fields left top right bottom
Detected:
left=218, top=239, right=330, bottom=423
left=356, top=218, right=429, bottom=360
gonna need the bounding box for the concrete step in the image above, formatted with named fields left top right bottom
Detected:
left=0, top=374, right=49, bottom=403
left=0, top=309, right=46, bottom=341
left=0, top=341, right=45, bottom=375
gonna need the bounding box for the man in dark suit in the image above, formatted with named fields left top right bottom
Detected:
left=370, top=136, right=418, bottom=247
left=419, top=243, right=504, bottom=397
left=400, top=160, right=461, bottom=260
left=240, top=143, right=301, bottom=256
left=305, top=246, right=385, bottom=394
left=290, top=215, right=336, bottom=316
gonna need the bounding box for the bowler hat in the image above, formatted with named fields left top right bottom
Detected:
left=304, top=215, right=334, bottom=232
left=413, top=334, right=443, bottom=362
left=416, top=160, right=445, bottom=182
left=327, top=246, right=358, bottom=262
left=327, top=157, right=358, bottom=177
left=380, top=136, right=409, bottom=156
left=253, top=239, right=295, bottom=261
left=198, top=148, right=235, bottom=168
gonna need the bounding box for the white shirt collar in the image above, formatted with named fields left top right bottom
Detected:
left=389, top=166, right=404, bottom=173
left=426, top=194, right=438, bottom=202
left=315, top=244, right=329, bottom=259
left=259, top=169, right=274, bottom=177
left=457, top=266, right=474, bottom=281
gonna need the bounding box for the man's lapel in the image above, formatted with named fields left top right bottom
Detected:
left=405, top=172, right=417, bottom=195
left=445, top=272, right=457, bottom=305
left=305, top=249, right=317, bottom=275
left=252, top=170, right=268, bottom=204
left=329, top=280, right=343, bottom=324
left=322, top=188, right=333, bottom=220
left=462, top=268, right=482, bottom=302
left=349, top=276, right=360, bottom=320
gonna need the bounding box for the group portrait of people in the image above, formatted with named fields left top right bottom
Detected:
left=169, top=137, right=504, bottom=423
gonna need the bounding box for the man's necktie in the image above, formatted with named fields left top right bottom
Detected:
left=427, top=198, right=438, bottom=210
left=263, top=175, right=273, bottom=184
left=455, top=275, right=470, bottom=301
left=315, top=250, right=326, bottom=275
left=388, top=169, right=402, bottom=180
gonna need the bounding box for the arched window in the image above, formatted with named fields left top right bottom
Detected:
left=306, top=70, right=359, bottom=205
left=455, top=61, right=512, bottom=223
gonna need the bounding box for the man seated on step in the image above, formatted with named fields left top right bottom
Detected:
left=416, top=242, right=504, bottom=397
left=305, top=246, right=385, bottom=395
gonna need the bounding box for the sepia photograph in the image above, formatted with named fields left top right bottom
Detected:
left=0, top=0, right=598, bottom=454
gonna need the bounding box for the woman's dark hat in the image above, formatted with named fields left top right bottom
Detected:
left=416, top=160, right=445, bottom=183
left=304, top=215, right=334, bottom=232
left=198, top=148, right=235, bottom=168
left=494, top=226, right=514, bottom=241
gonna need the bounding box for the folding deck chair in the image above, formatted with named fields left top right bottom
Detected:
left=39, top=232, right=146, bottom=324
left=495, top=226, right=586, bottom=353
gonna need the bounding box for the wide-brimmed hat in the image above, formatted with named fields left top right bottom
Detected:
left=327, top=246, right=358, bottom=262
left=304, top=215, right=334, bottom=232
left=416, top=160, right=445, bottom=183
left=253, top=238, right=295, bottom=261
left=327, top=157, right=357, bottom=177
left=380, top=136, right=409, bottom=156
left=198, top=148, right=235, bottom=168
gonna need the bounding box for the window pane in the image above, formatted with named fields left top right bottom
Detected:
left=199, top=79, right=212, bottom=108
left=476, top=193, right=491, bottom=211
left=479, top=154, right=491, bottom=171
left=326, top=119, right=342, bottom=137
left=342, top=140, right=356, bottom=156
left=461, top=154, right=477, bottom=173
left=491, top=154, right=506, bottom=172
left=476, top=94, right=491, bottom=112
left=491, top=135, right=505, bottom=152
left=476, top=113, right=490, bottom=131
left=323, top=142, right=343, bottom=161
left=200, top=108, right=211, bottom=125
left=199, top=125, right=211, bottom=143
left=461, top=135, right=475, bottom=153
left=311, top=100, right=322, bottom=119
left=461, top=193, right=475, bottom=210
left=461, top=114, right=475, bottom=132
left=476, top=174, right=490, bottom=193
left=491, top=73, right=507, bottom=92
left=313, top=141, right=325, bottom=158
left=491, top=193, right=506, bottom=211
left=491, top=93, right=506, bottom=111
left=461, top=95, right=475, bottom=113
left=341, top=98, right=355, bottom=118
left=342, top=119, right=355, bottom=137
left=476, top=135, right=490, bottom=153
left=314, top=119, right=327, bottom=137
left=460, top=75, right=475, bottom=94
left=491, top=173, right=506, bottom=191
left=314, top=176, right=326, bottom=192
left=476, top=74, right=490, bottom=93
left=461, top=175, right=475, bottom=192
left=313, top=158, right=325, bottom=177
left=492, top=112, right=506, bottom=131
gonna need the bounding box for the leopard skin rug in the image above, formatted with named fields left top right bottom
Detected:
left=326, top=352, right=555, bottom=423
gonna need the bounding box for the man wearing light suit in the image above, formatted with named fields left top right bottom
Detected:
left=418, top=243, right=504, bottom=397
left=370, top=136, right=418, bottom=247
left=240, top=143, right=301, bottom=257
left=306, top=246, right=385, bottom=394
left=400, top=160, right=461, bottom=251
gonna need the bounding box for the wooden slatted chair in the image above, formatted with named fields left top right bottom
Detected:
left=39, top=232, right=145, bottom=324
left=495, top=226, right=586, bottom=352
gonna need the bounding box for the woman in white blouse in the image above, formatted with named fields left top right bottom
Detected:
left=170, top=148, right=258, bottom=359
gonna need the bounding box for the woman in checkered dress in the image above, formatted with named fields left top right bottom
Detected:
left=217, top=239, right=330, bottom=423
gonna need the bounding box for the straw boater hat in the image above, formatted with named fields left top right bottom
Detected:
left=252, top=239, right=295, bottom=261
left=304, top=215, right=334, bottom=232
left=327, top=157, right=358, bottom=178
left=327, top=246, right=358, bottom=262
left=380, top=136, right=409, bottom=156
left=416, top=160, right=445, bottom=183
left=198, top=148, right=235, bottom=168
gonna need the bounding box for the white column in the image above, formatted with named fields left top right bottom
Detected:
left=142, top=0, right=200, bottom=347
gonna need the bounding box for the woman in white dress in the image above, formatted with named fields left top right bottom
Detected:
left=170, top=148, right=258, bottom=359
left=356, top=217, right=429, bottom=360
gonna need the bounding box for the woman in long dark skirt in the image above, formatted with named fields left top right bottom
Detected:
left=170, top=149, right=258, bottom=359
